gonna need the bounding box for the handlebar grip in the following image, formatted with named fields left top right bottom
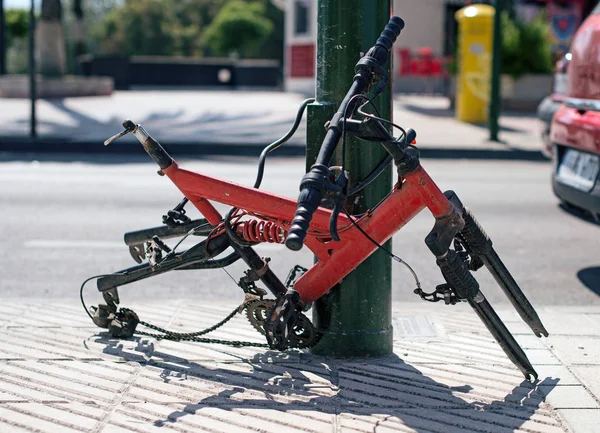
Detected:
left=285, top=186, right=322, bottom=251
left=376, top=16, right=405, bottom=51
left=357, top=16, right=405, bottom=72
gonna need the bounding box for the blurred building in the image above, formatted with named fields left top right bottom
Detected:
left=284, top=0, right=597, bottom=94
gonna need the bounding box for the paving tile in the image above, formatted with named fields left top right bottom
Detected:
left=546, top=336, right=600, bottom=366
left=538, top=313, right=600, bottom=336
left=512, top=334, right=550, bottom=350
left=557, top=408, right=600, bottom=433
left=0, top=403, right=105, bottom=432
left=570, top=366, right=600, bottom=402
left=534, top=365, right=582, bottom=385
left=523, top=349, right=562, bottom=365
left=538, top=385, right=599, bottom=409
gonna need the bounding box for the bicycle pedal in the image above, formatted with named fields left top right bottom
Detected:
left=108, top=309, right=139, bottom=339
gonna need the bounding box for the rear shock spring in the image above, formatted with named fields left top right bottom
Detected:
left=236, top=220, right=287, bottom=243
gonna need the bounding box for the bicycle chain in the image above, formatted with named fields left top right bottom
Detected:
left=119, top=298, right=320, bottom=349
left=121, top=304, right=269, bottom=348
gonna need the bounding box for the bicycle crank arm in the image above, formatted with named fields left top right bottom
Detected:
left=97, top=234, right=233, bottom=292
left=445, top=191, right=548, bottom=338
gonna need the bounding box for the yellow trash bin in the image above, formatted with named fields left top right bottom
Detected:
left=455, top=5, right=495, bottom=123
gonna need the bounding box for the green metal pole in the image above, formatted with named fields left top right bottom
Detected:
left=309, top=0, right=393, bottom=358
left=0, top=0, right=6, bottom=75
left=489, top=0, right=503, bottom=142
left=29, top=0, right=37, bottom=138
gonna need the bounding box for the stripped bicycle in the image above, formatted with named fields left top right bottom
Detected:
left=83, top=16, right=548, bottom=382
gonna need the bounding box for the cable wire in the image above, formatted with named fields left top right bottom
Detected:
left=80, top=273, right=128, bottom=321
left=341, top=208, right=422, bottom=291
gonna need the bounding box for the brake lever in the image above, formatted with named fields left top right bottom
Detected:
left=104, top=120, right=137, bottom=146
left=329, top=200, right=343, bottom=241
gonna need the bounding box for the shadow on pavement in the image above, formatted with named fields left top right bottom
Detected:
left=577, top=267, right=600, bottom=297
left=0, top=98, right=549, bottom=162
left=558, top=203, right=600, bottom=226
left=2, top=98, right=302, bottom=150
left=96, top=334, right=559, bottom=432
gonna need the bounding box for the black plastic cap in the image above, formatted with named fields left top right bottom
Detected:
left=285, top=234, right=303, bottom=251
left=390, top=16, right=405, bottom=34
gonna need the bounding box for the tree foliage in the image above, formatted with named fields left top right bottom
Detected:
left=501, top=11, right=553, bottom=79
left=92, top=0, right=179, bottom=56
left=203, top=0, right=273, bottom=57
left=89, top=0, right=279, bottom=59
left=5, top=9, right=29, bottom=44
left=89, top=0, right=230, bottom=57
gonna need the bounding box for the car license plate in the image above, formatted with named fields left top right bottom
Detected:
left=557, top=149, right=600, bottom=192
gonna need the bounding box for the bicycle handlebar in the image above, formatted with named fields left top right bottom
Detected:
left=285, top=16, right=405, bottom=251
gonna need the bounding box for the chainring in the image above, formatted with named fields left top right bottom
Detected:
left=246, top=299, right=273, bottom=335
left=245, top=299, right=320, bottom=349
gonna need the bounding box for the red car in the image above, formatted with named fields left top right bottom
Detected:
left=550, top=2, right=600, bottom=222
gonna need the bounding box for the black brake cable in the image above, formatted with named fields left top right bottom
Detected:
left=341, top=208, right=422, bottom=291
left=254, top=97, right=315, bottom=189
left=225, top=97, right=316, bottom=246
left=338, top=95, right=423, bottom=290
left=356, top=99, right=420, bottom=155
left=341, top=94, right=417, bottom=197
left=80, top=273, right=129, bottom=321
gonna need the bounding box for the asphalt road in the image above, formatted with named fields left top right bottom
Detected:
left=1, top=152, right=599, bottom=310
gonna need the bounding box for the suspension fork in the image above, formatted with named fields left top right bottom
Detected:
left=446, top=191, right=549, bottom=338
left=393, top=151, right=544, bottom=381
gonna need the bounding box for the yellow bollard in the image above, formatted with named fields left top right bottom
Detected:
left=455, top=5, right=495, bottom=123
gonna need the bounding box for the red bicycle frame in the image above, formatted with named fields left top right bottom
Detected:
left=90, top=16, right=548, bottom=383
left=163, top=160, right=450, bottom=305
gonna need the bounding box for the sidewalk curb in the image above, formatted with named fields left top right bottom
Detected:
left=0, top=136, right=550, bottom=161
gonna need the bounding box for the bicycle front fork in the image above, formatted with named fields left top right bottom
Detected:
left=425, top=190, right=548, bottom=382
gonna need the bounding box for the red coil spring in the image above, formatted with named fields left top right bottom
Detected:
left=236, top=219, right=286, bottom=243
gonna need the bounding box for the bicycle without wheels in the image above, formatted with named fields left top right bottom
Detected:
left=84, top=16, right=548, bottom=382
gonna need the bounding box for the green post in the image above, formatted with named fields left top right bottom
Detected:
left=29, top=0, right=37, bottom=138
left=0, top=0, right=6, bottom=75
left=309, top=0, right=394, bottom=358
left=489, top=0, right=503, bottom=142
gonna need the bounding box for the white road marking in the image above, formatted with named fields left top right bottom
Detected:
left=24, top=240, right=125, bottom=249
left=24, top=239, right=285, bottom=251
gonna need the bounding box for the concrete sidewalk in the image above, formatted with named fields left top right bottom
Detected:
left=0, top=91, right=546, bottom=159
left=0, top=299, right=598, bottom=432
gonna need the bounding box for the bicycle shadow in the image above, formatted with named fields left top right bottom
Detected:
left=94, top=333, right=560, bottom=432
